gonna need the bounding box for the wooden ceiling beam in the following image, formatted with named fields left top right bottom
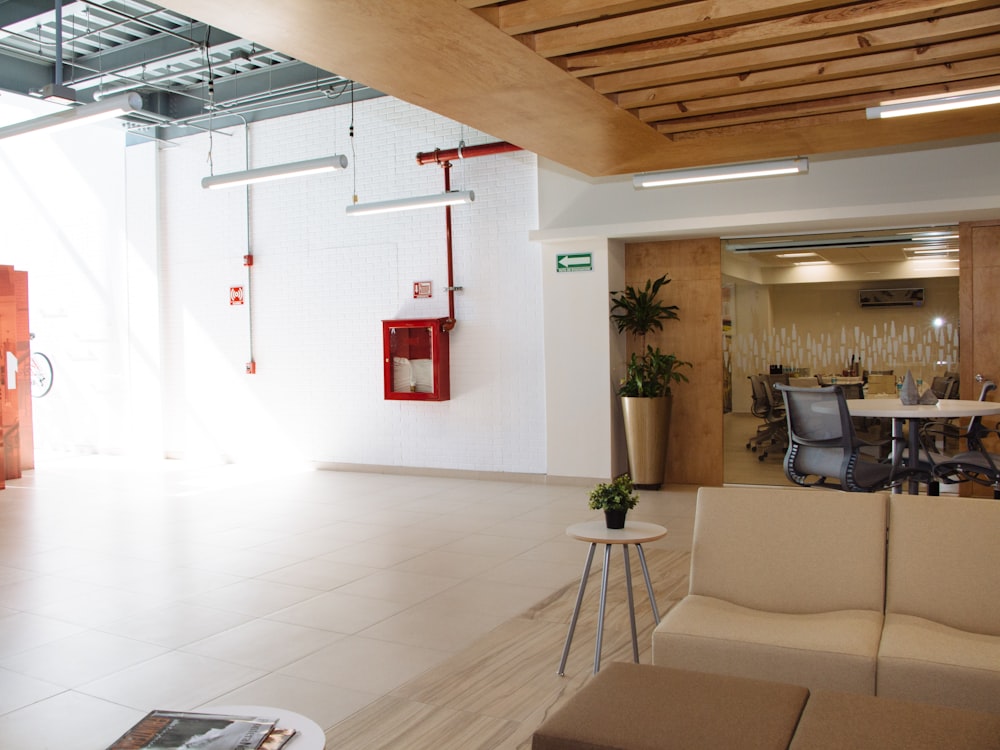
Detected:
left=652, top=73, right=1000, bottom=134
left=617, top=35, right=1000, bottom=110
left=561, top=0, right=998, bottom=76
left=591, top=9, right=1000, bottom=94
left=490, top=0, right=671, bottom=36
left=527, top=0, right=845, bottom=58
left=636, top=59, right=1000, bottom=122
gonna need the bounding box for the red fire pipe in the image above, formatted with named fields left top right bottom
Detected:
left=418, top=141, right=524, bottom=333
left=415, top=140, right=521, bottom=166
left=442, top=161, right=457, bottom=331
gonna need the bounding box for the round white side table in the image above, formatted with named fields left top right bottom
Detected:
left=205, top=705, right=325, bottom=749
left=558, top=519, right=667, bottom=676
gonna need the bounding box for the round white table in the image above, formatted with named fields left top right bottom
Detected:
left=205, top=705, right=325, bottom=749
left=845, top=398, right=1000, bottom=493
left=558, top=520, right=667, bottom=676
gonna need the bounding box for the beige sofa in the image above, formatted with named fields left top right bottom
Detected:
left=652, top=486, right=1000, bottom=713
left=878, top=494, right=1000, bottom=713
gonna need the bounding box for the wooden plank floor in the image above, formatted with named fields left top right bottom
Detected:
left=325, top=547, right=692, bottom=749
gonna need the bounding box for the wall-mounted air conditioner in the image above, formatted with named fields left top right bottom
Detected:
left=859, top=288, right=924, bottom=308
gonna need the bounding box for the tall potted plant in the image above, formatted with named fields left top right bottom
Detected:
left=610, top=274, right=691, bottom=489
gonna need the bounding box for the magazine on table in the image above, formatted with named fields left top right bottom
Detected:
left=105, top=709, right=279, bottom=750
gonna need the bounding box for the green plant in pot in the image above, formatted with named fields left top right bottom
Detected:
left=588, top=474, right=639, bottom=529
left=610, top=274, right=692, bottom=489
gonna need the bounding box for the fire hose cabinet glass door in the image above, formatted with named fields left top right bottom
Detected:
left=383, top=319, right=450, bottom=401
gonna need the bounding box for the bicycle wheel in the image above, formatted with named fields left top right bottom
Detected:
left=30, top=352, right=53, bottom=398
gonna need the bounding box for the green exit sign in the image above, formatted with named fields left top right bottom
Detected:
left=556, top=253, right=592, bottom=272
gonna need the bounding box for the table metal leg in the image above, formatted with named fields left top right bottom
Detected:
left=594, top=543, right=612, bottom=673
left=623, top=544, right=639, bottom=663
left=635, top=543, right=661, bottom=624
left=891, top=417, right=904, bottom=494
left=557, top=542, right=596, bottom=676
left=908, top=416, right=922, bottom=495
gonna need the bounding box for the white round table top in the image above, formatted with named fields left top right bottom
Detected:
left=205, top=705, right=325, bottom=749
left=566, top=519, right=667, bottom=544
left=845, top=398, right=1000, bottom=419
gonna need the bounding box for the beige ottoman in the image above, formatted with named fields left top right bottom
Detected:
left=789, top=690, right=1000, bottom=749
left=532, top=662, right=808, bottom=750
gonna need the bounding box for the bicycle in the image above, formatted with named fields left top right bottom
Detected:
left=29, top=333, right=53, bottom=398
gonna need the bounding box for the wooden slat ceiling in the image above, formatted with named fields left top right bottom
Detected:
left=155, top=0, right=1000, bottom=177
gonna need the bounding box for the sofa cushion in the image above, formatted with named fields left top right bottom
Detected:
left=789, top=689, right=1000, bottom=749
left=531, top=662, right=808, bottom=750
left=652, top=594, right=883, bottom=694
left=878, top=612, right=1000, bottom=714
left=689, top=487, right=888, bottom=613
left=886, top=495, right=1000, bottom=636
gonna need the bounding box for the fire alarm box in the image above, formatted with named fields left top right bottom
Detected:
left=383, top=318, right=450, bottom=401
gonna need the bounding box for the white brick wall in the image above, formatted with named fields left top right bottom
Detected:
left=156, top=98, right=546, bottom=473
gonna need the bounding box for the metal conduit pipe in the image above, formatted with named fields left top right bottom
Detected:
left=416, top=140, right=523, bottom=332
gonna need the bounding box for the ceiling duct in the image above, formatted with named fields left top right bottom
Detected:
left=723, top=227, right=958, bottom=254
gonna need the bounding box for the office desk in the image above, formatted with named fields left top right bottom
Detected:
left=845, top=398, right=1000, bottom=493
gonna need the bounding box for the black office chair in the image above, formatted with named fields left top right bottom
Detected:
left=920, top=380, right=995, bottom=453
left=776, top=384, right=896, bottom=492
left=931, top=382, right=1000, bottom=498
left=746, top=374, right=787, bottom=461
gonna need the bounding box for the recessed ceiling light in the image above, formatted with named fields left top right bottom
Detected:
left=776, top=252, right=819, bottom=259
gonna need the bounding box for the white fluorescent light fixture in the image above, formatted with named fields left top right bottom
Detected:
left=201, top=154, right=349, bottom=190
left=793, top=260, right=831, bottom=266
left=867, top=85, right=1000, bottom=119
left=346, top=190, right=475, bottom=216
left=0, top=92, right=142, bottom=141
left=776, top=252, right=820, bottom=259
left=634, top=157, right=807, bottom=188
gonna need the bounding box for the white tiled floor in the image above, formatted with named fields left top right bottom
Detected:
left=0, top=454, right=697, bottom=749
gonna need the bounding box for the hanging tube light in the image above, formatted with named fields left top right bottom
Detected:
left=201, top=154, right=349, bottom=190
left=0, top=93, right=143, bottom=141
left=346, top=190, right=475, bottom=216
left=633, top=157, right=808, bottom=188
left=866, top=85, right=1000, bottom=119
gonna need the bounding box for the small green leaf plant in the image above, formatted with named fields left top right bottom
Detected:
left=610, top=274, right=692, bottom=397
left=588, top=474, right=640, bottom=513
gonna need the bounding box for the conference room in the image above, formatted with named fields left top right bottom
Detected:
left=721, top=227, right=962, bottom=487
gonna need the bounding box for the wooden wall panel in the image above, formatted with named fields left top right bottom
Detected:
left=625, top=238, right=723, bottom=487
left=960, top=220, right=1000, bottom=498
left=15, top=271, right=32, bottom=471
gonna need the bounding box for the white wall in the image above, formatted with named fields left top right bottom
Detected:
left=542, top=237, right=626, bottom=481
left=535, top=140, right=1000, bottom=240
left=5, top=87, right=999, bottom=482
left=152, top=98, right=545, bottom=472
left=0, top=95, right=137, bottom=455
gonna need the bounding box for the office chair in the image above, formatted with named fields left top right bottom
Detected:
left=776, top=384, right=896, bottom=492
left=746, top=374, right=787, bottom=461
left=931, top=382, right=1000, bottom=498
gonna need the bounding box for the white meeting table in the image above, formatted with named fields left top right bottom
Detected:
left=845, top=397, right=1000, bottom=494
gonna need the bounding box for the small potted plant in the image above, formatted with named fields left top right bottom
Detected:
left=588, top=474, right=640, bottom=529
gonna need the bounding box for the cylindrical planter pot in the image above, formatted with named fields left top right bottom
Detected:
left=621, top=395, right=672, bottom=489
left=604, top=509, right=627, bottom=529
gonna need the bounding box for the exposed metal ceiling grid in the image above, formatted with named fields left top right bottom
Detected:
left=0, top=0, right=381, bottom=140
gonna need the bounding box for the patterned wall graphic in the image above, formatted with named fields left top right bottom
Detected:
left=728, top=320, right=959, bottom=380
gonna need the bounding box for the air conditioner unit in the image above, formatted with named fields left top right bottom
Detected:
left=859, top=288, right=924, bottom=308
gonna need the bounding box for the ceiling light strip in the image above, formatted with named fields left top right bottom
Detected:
left=201, top=154, right=349, bottom=189
left=0, top=93, right=143, bottom=141
left=634, top=158, right=807, bottom=189
left=346, top=190, right=475, bottom=216
left=866, top=86, right=1000, bottom=119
